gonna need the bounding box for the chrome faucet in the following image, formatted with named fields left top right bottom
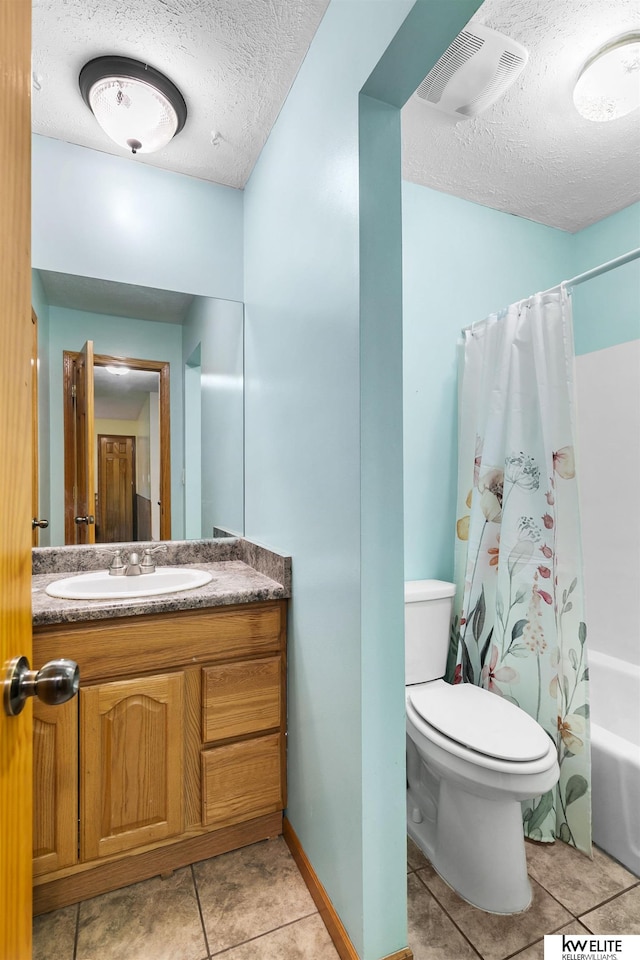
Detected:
left=108, top=547, right=162, bottom=576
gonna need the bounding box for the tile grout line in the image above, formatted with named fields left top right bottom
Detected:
left=191, top=863, right=213, bottom=960
left=576, top=880, right=640, bottom=924
left=412, top=870, right=484, bottom=960
left=501, top=918, right=580, bottom=960
left=502, top=887, right=640, bottom=960
left=528, top=868, right=640, bottom=923
left=412, top=855, right=640, bottom=960
left=207, top=911, right=320, bottom=958
left=72, top=900, right=80, bottom=960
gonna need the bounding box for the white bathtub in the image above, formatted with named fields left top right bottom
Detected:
left=588, top=649, right=640, bottom=877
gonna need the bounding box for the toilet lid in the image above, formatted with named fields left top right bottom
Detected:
left=408, top=682, right=551, bottom=762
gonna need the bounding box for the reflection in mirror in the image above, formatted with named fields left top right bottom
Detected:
left=93, top=363, right=160, bottom=543
left=62, top=348, right=171, bottom=546
left=94, top=364, right=161, bottom=543
left=31, top=269, right=244, bottom=548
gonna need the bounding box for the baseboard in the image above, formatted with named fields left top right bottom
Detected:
left=283, top=817, right=413, bottom=960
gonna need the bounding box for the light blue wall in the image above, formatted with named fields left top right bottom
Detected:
left=402, top=183, right=574, bottom=582
left=182, top=298, right=244, bottom=537
left=32, top=135, right=243, bottom=302
left=45, top=305, right=183, bottom=545
left=32, top=133, right=244, bottom=546
left=571, top=202, right=640, bottom=356
left=243, top=1, right=482, bottom=956
left=31, top=270, right=51, bottom=545
left=402, top=190, right=640, bottom=585
left=183, top=345, right=202, bottom=539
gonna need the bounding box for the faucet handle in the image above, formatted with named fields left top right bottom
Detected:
left=140, top=548, right=157, bottom=574
left=107, top=549, right=127, bottom=576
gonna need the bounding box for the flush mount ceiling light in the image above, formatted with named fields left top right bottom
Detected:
left=105, top=365, right=130, bottom=376
left=573, top=34, right=640, bottom=122
left=79, top=56, right=187, bottom=154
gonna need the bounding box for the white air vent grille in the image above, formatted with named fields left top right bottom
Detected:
left=417, top=31, right=484, bottom=104
left=414, top=23, right=528, bottom=120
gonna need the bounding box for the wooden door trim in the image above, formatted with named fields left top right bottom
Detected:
left=75, top=340, right=96, bottom=545
left=63, top=352, right=171, bottom=542
left=32, top=309, right=39, bottom=545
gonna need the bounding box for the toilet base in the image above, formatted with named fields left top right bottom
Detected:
left=407, top=779, right=533, bottom=915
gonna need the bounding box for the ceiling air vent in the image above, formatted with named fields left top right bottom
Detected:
left=415, top=23, right=528, bottom=119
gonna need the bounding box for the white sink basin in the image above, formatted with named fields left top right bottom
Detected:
left=45, top=567, right=213, bottom=600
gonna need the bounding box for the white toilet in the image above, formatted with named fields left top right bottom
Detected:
left=405, top=579, right=559, bottom=914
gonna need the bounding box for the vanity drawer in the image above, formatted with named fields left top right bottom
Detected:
left=202, top=656, right=282, bottom=743
left=201, top=734, right=283, bottom=828
left=33, top=601, right=286, bottom=681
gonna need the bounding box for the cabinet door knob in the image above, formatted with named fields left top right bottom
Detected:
left=3, top=656, right=80, bottom=716
left=32, top=517, right=49, bottom=529
left=74, top=515, right=95, bottom=525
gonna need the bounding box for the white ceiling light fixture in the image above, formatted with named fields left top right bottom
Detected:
left=573, top=34, right=640, bottom=122
left=79, top=56, right=187, bottom=155
left=105, top=365, right=130, bottom=376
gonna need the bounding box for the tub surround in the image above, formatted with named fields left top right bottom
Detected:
left=589, top=649, right=640, bottom=877
left=32, top=538, right=291, bottom=626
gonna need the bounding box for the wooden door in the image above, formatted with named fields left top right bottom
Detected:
left=33, top=699, right=78, bottom=877
left=80, top=673, right=184, bottom=861
left=0, top=0, right=33, bottom=956
left=97, top=435, right=136, bottom=543
left=73, top=341, right=96, bottom=544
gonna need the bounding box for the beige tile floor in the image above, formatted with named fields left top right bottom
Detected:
left=33, top=834, right=639, bottom=960
left=33, top=838, right=340, bottom=960
left=407, top=837, right=640, bottom=960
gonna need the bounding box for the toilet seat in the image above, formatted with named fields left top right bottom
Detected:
left=408, top=680, right=550, bottom=762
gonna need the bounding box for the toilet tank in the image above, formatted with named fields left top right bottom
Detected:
left=405, top=580, right=456, bottom=684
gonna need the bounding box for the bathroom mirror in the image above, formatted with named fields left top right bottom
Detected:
left=32, top=269, right=244, bottom=547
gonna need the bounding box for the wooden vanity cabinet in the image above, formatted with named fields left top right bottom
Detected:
left=32, top=600, right=287, bottom=914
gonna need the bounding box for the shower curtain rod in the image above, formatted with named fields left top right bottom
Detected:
left=554, top=245, right=640, bottom=294
left=461, top=247, right=640, bottom=335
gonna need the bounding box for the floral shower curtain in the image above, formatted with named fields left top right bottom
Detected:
left=448, top=287, right=592, bottom=856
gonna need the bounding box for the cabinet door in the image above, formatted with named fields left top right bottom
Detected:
left=81, top=672, right=184, bottom=861
left=33, top=698, right=78, bottom=876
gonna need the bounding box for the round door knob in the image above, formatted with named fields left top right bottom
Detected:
left=3, top=656, right=80, bottom=716
left=32, top=518, right=49, bottom=529
left=74, top=515, right=95, bottom=525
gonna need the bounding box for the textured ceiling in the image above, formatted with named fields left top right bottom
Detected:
left=32, top=0, right=330, bottom=190
left=401, top=0, right=640, bottom=232
left=32, top=0, right=639, bottom=234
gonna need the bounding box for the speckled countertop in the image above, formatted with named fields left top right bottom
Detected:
left=32, top=539, right=291, bottom=627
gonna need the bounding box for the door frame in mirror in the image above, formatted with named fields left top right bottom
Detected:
left=63, top=350, right=171, bottom=543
